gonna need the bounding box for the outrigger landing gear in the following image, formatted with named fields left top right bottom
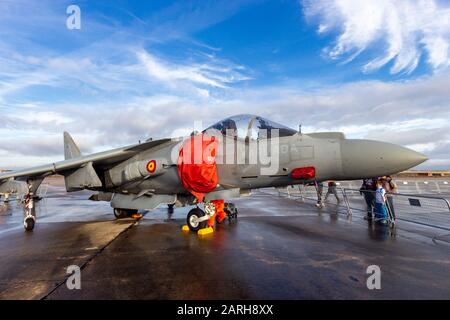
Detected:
left=113, top=208, right=138, bottom=219
left=24, top=215, right=35, bottom=231
left=22, top=178, right=43, bottom=232
left=23, top=188, right=35, bottom=231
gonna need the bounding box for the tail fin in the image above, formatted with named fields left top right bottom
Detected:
left=64, top=132, right=81, bottom=160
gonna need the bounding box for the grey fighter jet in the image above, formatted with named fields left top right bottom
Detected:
left=0, top=114, right=427, bottom=231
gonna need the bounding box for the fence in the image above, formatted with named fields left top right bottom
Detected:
left=342, top=188, right=450, bottom=230
left=264, top=183, right=450, bottom=230
left=329, top=179, right=450, bottom=195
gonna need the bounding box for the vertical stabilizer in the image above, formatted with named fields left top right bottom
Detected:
left=64, top=132, right=81, bottom=160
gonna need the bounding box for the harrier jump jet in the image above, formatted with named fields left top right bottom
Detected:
left=0, top=114, right=427, bottom=231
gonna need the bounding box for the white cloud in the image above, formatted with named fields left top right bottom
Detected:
left=304, top=0, right=450, bottom=74
left=137, top=50, right=250, bottom=96
left=13, top=111, right=72, bottom=125
left=2, top=71, right=450, bottom=169
left=0, top=39, right=250, bottom=104
left=0, top=0, right=448, bottom=172
left=138, top=51, right=223, bottom=87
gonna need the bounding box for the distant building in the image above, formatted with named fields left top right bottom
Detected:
left=395, top=170, right=450, bottom=178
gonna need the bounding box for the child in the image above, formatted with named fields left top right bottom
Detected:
left=374, top=180, right=388, bottom=224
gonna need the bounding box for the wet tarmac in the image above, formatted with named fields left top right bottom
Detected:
left=1, top=182, right=450, bottom=299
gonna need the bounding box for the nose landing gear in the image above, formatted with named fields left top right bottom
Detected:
left=186, top=207, right=208, bottom=232
left=185, top=202, right=238, bottom=232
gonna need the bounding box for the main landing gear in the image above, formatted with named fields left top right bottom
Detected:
left=216, top=202, right=238, bottom=224
left=113, top=208, right=138, bottom=219
left=186, top=202, right=238, bottom=232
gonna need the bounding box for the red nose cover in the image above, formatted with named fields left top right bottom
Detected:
left=291, top=166, right=316, bottom=179
left=178, top=133, right=219, bottom=201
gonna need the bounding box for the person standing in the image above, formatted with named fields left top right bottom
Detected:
left=315, top=181, right=324, bottom=208
left=360, top=178, right=377, bottom=219
left=382, top=175, right=398, bottom=219
left=324, top=181, right=340, bottom=203
left=374, top=180, right=388, bottom=224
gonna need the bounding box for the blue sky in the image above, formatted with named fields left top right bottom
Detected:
left=1, top=0, right=450, bottom=169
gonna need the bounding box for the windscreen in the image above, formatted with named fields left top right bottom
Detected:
left=205, top=114, right=297, bottom=140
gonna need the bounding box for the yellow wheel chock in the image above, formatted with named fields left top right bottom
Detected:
left=181, top=225, right=214, bottom=236
left=197, top=227, right=214, bottom=236
left=131, top=213, right=143, bottom=220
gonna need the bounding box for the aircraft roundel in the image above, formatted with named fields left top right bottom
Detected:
left=146, top=160, right=156, bottom=173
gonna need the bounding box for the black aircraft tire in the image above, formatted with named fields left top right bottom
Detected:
left=113, top=208, right=126, bottom=219
left=187, top=208, right=207, bottom=232
left=24, top=216, right=35, bottom=231
left=114, top=208, right=138, bottom=219
left=126, top=209, right=139, bottom=216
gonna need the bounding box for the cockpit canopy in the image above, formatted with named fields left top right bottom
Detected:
left=204, top=114, right=297, bottom=140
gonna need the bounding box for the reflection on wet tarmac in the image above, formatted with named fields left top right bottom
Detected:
left=0, top=184, right=450, bottom=299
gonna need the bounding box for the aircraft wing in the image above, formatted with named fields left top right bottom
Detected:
left=0, top=135, right=172, bottom=183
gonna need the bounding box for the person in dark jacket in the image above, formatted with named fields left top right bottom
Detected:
left=360, top=178, right=377, bottom=219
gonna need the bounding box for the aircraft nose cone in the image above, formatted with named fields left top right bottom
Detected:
left=396, top=147, right=428, bottom=167
left=340, top=139, right=428, bottom=179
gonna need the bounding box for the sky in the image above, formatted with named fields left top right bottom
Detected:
left=0, top=0, right=450, bottom=170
